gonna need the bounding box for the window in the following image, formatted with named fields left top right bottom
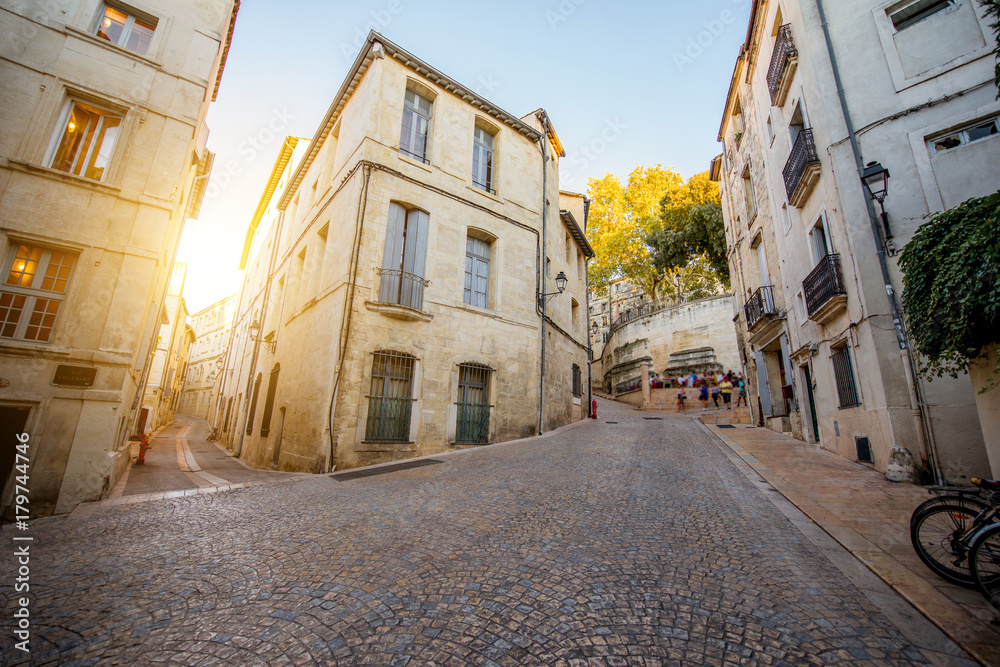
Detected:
left=246, top=373, right=262, bottom=435
left=260, top=364, right=279, bottom=437
left=831, top=345, right=860, bottom=408
left=931, top=116, right=999, bottom=153
left=890, top=0, right=954, bottom=30
left=94, top=4, right=156, bottom=55
left=49, top=99, right=122, bottom=181
left=472, top=124, right=496, bottom=193
left=743, top=165, right=757, bottom=221
left=379, top=203, right=429, bottom=310
left=400, top=88, right=432, bottom=163
left=572, top=364, right=582, bottom=398
left=2, top=244, right=77, bottom=342
left=456, top=363, right=492, bottom=444
left=732, top=99, right=745, bottom=145
left=464, top=234, right=490, bottom=308
left=365, top=351, right=415, bottom=442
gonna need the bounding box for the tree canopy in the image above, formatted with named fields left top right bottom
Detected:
left=899, top=189, right=1000, bottom=384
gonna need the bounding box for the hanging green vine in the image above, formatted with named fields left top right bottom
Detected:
left=982, top=0, right=1000, bottom=96
left=899, top=190, right=1000, bottom=385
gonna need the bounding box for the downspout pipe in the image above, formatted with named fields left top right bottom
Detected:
left=538, top=117, right=549, bottom=436
left=813, top=0, right=942, bottom=484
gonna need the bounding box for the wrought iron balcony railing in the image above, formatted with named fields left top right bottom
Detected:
left=744, top=285, right=777, bottom=330
left=456, top=402, right=492, bottom=444
left=365, top=395, right=414, bottom=442
left=377, top=268, right=429, bottom=311
left=783, top=129, right=821, bottom=206
left=803, top=254, right=847, bottom=318
left=767, top=24, right=798, bottom=103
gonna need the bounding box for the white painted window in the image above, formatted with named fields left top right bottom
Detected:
left=48, top=99, right=122, bottom=181
left=890, top=0, right=955, bottom=31
left=400, top=89, right=432, bottom=163
left=930, top=116, right=999, bottom=153
left=464, top=235, right=490, bottom=309
left=1, top=243, right=77, bottom=342
left=472, top=124, right=495, bottom=193
left=94, top=3, right=156, bottom=55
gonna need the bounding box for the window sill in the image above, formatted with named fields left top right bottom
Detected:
left=64, top=26, right=163, bottom=69
left=397, top=152, right=433, bottom=173
left=7, top=158, right=122, bottom=194
left=364, top=300, right=434, bottom=322
left=467, top=184, right=501, bottom=202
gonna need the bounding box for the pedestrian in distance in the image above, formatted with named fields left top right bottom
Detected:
left=711, top=382, right=720, bottom=409
left=699, top=383, right=709, bottom=410
left=736, top=376, right=747, bottom=407
left=719, top=377, right=733, bottom=410
left=677, top=387, right=687, bottom=411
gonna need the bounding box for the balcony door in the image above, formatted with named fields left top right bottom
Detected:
left=810, top=212, right=832, bottom=264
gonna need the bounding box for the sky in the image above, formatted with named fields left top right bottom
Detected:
left=177, top=0, right=753, bottom=311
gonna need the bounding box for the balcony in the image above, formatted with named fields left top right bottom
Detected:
left=744, top=286, right=778, bottom=331
left=803, top=254, right=848, bottom=324
left=783, top=129, right=821, bottom=207
left=366, top=268, right=433, bottom=322
left=767, top=24, right=798, bottom=106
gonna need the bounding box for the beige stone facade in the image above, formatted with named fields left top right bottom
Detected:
left=177, top=293, right=236, bottom=419
left=0, top=0, right=237, bottom=516
left=215, top=33, right=593, bottom=473
left=595, top=294, right=741, bottom=400
left=714, top=0, right=996, bottom=482
left=140, top=264, right=193, bottom=432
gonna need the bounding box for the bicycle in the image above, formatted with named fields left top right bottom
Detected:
left=909, top=478, right=999, bottom=588
left=966, top=480, right=1000, bottom=612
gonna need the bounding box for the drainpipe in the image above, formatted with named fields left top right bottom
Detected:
left=538, top=117, right=549, bottom=435
left=813, top=0, right=942, bottom=484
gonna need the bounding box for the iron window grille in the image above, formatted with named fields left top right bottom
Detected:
left=831, top=346, right=861, bottom=409
left=366, top=351, right=416, bottom=442
left=456, top=363, right=493, bottom=444
left=856, top=436, right=873, bottom=463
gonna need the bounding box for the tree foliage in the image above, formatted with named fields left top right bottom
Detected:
left=586, top=165, right=683, bottom=304
left=648, top=172, right=729, bottom=290
left=982, top=0, right=1000, bottom=96
left=898, top=190, right=1000, bottom=384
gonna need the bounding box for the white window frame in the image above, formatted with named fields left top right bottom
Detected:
left=463, top=234, right=491, bottom=309
left=928, top=115, right=1000, bottom=154
left=889, top=0, right=956, bottom=31
left=1, top=243, right=78, bottom=343
left=93, top=2, right=158, bottom=56
left=46, top=97, right=125, bottom=182
left=400, top=88, right=433, bottom=163
left=472, top=123, right=496, bottom=194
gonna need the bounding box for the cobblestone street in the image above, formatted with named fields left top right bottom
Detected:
left=1, top=399, right=977, bottom=665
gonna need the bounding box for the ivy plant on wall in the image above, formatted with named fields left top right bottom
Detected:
left=898, top=190, right=1000, bottom=388
left=982, top=0, right=1000, bottom=96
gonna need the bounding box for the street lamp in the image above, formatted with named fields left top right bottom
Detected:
left=538, top=271, right=568, bottom=305
left=248, top=319, right=276, bottom=353
left=861, top=161, right=893, bottom=246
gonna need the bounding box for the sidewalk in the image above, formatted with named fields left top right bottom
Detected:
left=71, top=414, right=306, bottom=519
left=699, top=419, right=1000, bottom=666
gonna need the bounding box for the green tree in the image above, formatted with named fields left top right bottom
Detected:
left=586, top=165, right=684, bottom=304
left=648, top=172, right=729, bottom=291
left=898, top=190, right=1000, bottom=384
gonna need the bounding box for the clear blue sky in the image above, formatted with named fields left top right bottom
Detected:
left=178, top=0, right=752, bottom=310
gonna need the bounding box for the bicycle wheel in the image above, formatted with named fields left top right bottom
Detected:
left=910, top=502, right=984, bottom=587
left=910, top=494, right=988, bottom=529
left=969, top=522, right=1000, bottom=612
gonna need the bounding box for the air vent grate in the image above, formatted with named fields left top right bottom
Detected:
left=856, top=436, right=873, bottom=463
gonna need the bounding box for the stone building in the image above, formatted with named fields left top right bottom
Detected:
left=713, top=0, right=996, bottom=482
left=588, top=278, right=649, bottom=357
left=0, top=0, right=238, bottom=516
left=594, top=294, right=742, bottom=401
left=177, top=293, right=237, bottom=419
left=215, top=32, right=593, bottom=473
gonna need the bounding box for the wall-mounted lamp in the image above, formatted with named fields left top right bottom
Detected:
left=861, top=161, right=894, bottom=253
left=248, top=320, right=276, bottom=353
left=538, top=271, right=568, bottom=306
